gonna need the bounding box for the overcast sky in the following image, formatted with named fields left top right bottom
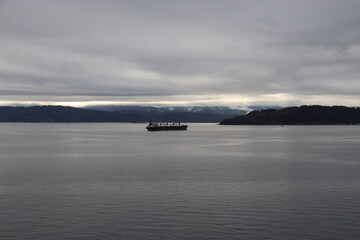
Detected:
left=1, top=0, right=360, bottom=107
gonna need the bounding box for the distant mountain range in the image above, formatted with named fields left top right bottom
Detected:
left=85, top=105, right=247, bottom=116
left=0, top=105, right=255, bottom=123
left=220, top=105, right=360, bottom=125
left=84, top=105, right=282, bottom=115
left=1, top=105, right=359, bottom=124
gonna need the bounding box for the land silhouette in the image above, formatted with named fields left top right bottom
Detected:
left=0, top=105, right=359, bottom=124
left=0, top=106, right=233, bottom=123
left=220, top=105, right=360, bottom=125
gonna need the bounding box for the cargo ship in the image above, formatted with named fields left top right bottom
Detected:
left=146, top=121, right=188, bottom=131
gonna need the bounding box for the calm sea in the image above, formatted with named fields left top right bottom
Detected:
left=0, top=123, right=359, bottom=240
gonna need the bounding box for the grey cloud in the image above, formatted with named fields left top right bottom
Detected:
left=0, top=0, right=360, bottom=106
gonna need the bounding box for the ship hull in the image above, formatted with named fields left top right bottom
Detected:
left=146, top=126, right=188, bottom=131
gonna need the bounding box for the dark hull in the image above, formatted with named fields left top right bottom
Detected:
left=146, top=126, right=188, bottom=131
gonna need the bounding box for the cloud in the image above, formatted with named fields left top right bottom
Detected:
left=0, top=0, right=360, bottom=106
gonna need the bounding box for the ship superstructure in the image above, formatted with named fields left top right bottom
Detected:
left=146, top=121, right=188, bottom=131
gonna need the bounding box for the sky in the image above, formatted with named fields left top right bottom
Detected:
left=1, top=0, right=360, bottom=107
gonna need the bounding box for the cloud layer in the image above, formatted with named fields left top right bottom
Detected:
left=1, top=0, right=360, bottom=106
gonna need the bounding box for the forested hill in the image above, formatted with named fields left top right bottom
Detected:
left=220, top=106, right=360, bottom=125
left=0, top=106, right=231, bottom=123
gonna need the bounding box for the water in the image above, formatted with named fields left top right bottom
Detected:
left=0, top=123, right=359, bottom=239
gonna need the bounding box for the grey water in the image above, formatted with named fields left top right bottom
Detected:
left=0, top=123, right=359, bottom=240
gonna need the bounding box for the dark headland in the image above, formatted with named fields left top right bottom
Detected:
left=220, top=105, right=360, bottom=125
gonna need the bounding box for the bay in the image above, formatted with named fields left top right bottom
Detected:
left=0, top=123, right=359, bottom=239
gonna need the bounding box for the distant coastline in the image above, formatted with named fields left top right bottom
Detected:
left=0, top=105, right=233, bottom=123
left=220, top=105, right=360, bottom=125
left=1, top=105, right=359, bottom=125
